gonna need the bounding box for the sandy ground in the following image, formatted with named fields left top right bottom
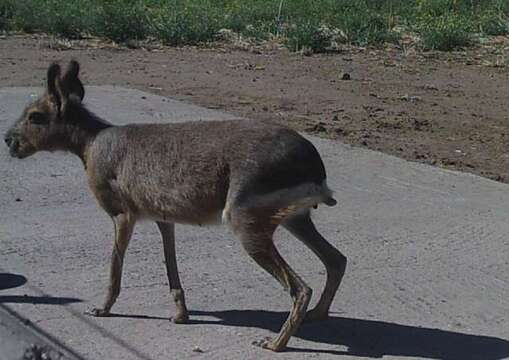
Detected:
left=0, top=34, right=508, bottom=182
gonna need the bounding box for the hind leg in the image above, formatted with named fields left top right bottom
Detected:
left=230, top=207, right=312, bottom=352
left=283, top=211, right=347, bottom=321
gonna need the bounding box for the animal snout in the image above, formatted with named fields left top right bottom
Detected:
left=4, top=132, right=13, bottom=148
left=4, top=130, right=19, bottom=153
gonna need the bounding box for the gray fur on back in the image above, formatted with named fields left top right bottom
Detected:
left=87, top=120, right=328, bottom=223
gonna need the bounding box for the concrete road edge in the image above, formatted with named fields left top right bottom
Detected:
left=0, top=304, right=85, bottom=360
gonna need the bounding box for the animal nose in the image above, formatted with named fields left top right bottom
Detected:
left=4, top=134, right=12, bottom=147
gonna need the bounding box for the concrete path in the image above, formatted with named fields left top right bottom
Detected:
left=1, top=86, right=508, bottom=360
left=0, top=300, right=82, bottom=360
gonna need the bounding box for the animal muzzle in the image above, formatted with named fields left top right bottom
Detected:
left=4, top=131, right=21, bottom=157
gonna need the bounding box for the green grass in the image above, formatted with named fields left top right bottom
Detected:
left=0, top=0, right=508, bottom=52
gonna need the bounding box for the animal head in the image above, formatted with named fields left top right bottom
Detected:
left=4, top=61, right=85, bottom=158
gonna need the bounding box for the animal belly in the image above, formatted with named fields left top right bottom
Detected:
left=135, top=190, right=225, bottom=225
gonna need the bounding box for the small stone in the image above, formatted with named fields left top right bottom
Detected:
left=340, top=72, right=351, bottom=80
left=401, top=94, right=422, bottom=102
left=192, top=346, right=204, bottom=353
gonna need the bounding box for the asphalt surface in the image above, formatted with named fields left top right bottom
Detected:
left=1, top=86, right=508, bottom=360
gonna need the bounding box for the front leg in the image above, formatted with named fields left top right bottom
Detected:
left=86, top=213, right=135, bottom=317
left=156, top=222, right=189, bottom=323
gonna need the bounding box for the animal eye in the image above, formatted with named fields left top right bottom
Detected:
left=29, top=112, right=48, bottom=125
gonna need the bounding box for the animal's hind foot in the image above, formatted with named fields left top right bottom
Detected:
left=85, top=307, right=111, bottom=317
left=252, top=337, right=285, bottom=352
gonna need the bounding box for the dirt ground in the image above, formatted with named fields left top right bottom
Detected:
left=1, top=34, right=508, bottom=182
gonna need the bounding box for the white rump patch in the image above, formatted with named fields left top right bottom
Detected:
left=221, top=181, right=333, bottom=224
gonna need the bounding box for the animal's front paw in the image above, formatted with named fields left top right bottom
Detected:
left=171, top=312, right=189, bottom=324
left=85, top=307, right=111, bottom=317
left=252, top=337, right=285, bottom=352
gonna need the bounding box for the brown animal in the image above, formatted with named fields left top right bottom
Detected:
left=4, top=61, right=347, bottom=352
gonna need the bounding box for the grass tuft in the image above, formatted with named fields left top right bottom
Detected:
left=418, top=13, right=473, bottom=50
left=0, top=0, right=507, bottom=52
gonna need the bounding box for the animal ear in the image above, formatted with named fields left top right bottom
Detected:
left=46, top=62, right=62, bottom=107
left=61, top=60, right=85, bottom=102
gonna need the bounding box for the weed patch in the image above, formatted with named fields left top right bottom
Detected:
left=0, top=0, right=507, bottom=52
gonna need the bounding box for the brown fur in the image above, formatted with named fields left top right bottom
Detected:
left=4, top=61, right=347, bottom=352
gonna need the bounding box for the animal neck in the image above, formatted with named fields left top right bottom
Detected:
left=60, top=102, right=112, bottom=164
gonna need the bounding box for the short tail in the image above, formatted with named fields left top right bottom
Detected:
left=324, top=197, right=337, bottom=206
left=320, top=180, right=337, bottom=207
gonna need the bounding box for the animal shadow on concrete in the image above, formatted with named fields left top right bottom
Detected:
left=187, top=309, right=509, bottom=359
left=0, top=295, right=82, bottom=305
left=0, top=274, right=82, bottom=305
left=0, top=273, right=27, bottom=290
